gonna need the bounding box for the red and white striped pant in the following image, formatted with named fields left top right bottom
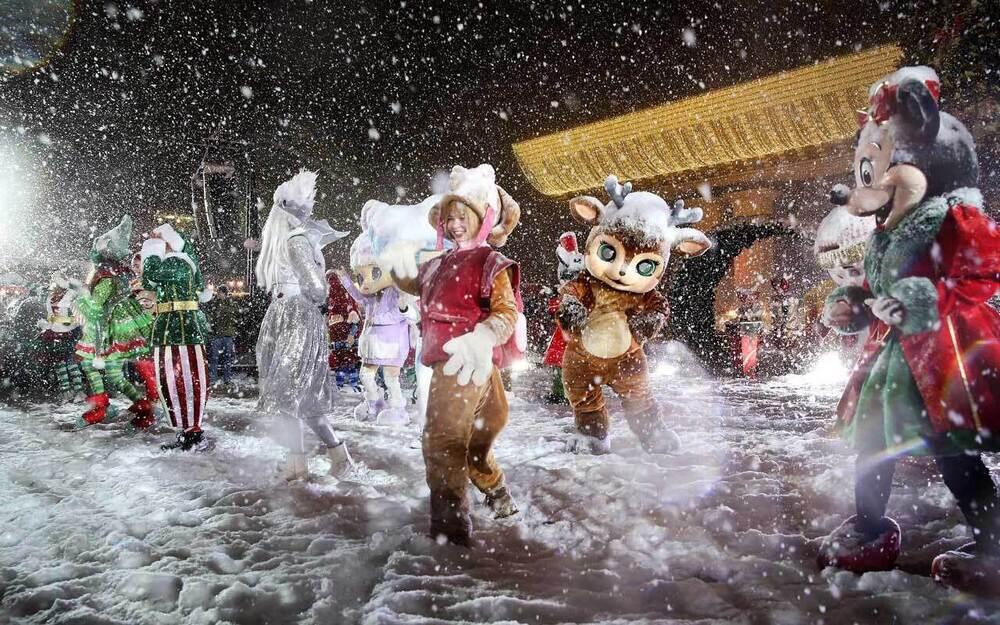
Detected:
left=154, top=345, right=208, bottom=432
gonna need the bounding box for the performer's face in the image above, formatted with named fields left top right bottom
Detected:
left=444, top=202, right=481, bottom=247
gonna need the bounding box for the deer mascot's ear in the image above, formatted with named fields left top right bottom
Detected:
left=896, top=79, right=940, bottom=142
left=671, top=228, right=713, bottom=258
left=569, top=196, right=604, bottom=225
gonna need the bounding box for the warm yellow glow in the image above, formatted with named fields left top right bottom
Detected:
left=512, top=44, right=904, bottom=197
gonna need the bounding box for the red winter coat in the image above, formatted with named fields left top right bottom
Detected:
left=838, top=199, right=1000, bottom=435
left=417, top=246, right=521, bottom=368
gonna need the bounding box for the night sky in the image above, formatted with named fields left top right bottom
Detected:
left=0, top=0, right=955, bottom=276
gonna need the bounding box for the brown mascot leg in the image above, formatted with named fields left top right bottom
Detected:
left=467, top=368, right=509, bottom=494
left=562, top=347, right=611, bottom=453
left=613, top=349, right=679, bottom=454
left=423, top=363, right=487, bottom=546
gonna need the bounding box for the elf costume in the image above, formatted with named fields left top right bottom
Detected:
left=37, top=271, right=85, bottom=401
left=140, top=223, right=213, bottom=451
left=74, top=215, right=158, bottom=427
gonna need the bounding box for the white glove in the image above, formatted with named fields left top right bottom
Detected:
left=377, top=241, right=423, bottom=280
left=867, top=296, right=904, bottom=326
left=442, top=323, right=497, bottom=386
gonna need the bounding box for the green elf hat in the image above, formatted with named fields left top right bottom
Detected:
left=91, top=215, right=133, bottom=263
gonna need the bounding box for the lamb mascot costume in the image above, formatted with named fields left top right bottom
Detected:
left=818, top=66, right=1000, bottom=593
left=256, top=169, right=354, bottom=481
left=558, top=176, right=712, bottom=455
left=338, top=194, right=441, bottom=426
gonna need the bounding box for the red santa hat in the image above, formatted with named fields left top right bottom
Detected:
left=558, top=232, right=578, bottom=253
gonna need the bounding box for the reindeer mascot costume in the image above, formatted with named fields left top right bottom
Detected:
left=818, top=66, right=1000, bottom=593
left=558, top=176, right=711, bottom=455
left=380, top=164, right=524, bottom=546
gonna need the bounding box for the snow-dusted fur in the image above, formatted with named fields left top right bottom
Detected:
left=571, top=176, right=711, bottom=260
left=351, top=194, right=441, bottom=269
left=427, top=164, right=521, bottom=248
left=272, top=169, right=318, bottom=222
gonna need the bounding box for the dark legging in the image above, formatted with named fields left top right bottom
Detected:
left=855, top=449, right=1000, bottom=552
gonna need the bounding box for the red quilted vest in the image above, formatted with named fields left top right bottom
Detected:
left=418, top=246, right=523, bottom=367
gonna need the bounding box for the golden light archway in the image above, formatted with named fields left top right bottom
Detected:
left=513, top=44, right=904, bottom=198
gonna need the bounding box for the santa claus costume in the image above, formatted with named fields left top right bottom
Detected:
left=542, top=232, right=584, bottom=403
left=255, top=169, right=354, bottom=481
left=38, top=271, right=85, bottom=401
left=140, top=222, right=214, bottom=450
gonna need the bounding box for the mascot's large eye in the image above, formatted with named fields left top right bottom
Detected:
left=371, top=266, right=382, bottom=281
left=598, top=243, right=617, bottom=262
left=635, top=259, right=659, bottom=277
left=859, top=158, right=874, bottom=187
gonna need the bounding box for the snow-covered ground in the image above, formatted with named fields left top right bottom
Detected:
left=1, top=342, right=998, bottom=625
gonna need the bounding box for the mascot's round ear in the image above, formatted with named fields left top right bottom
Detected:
left=568, top=196, right=604, bottom=225
left=896, top=79, right=940, bottom=142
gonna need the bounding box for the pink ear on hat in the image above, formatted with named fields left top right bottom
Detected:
left=559, top=232, right=578, bottom=253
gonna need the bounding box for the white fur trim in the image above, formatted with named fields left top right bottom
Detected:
left=949, top=187, right=984, bottom=209
left=153, top=223, right=184, bottom=253
left=198, top=288, right=214, bottom=303
left=140, top=238, right=167, bottom=264
left=164, top=251, right=197, bottom=271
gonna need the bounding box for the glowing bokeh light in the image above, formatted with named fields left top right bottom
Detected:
left=0, top=0, right=75, bottom=74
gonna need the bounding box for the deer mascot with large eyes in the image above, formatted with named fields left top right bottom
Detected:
left=558, top=176, right=712, bottom=455
left=818, top=66, right=1000, bottom=593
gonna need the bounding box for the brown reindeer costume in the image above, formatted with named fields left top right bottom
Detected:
left=558, top=176, right=711, bottom=454
left=382, top=164, right=524, bottom=546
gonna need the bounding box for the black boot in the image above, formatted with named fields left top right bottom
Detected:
left=161, top=430, right=207, bottom=452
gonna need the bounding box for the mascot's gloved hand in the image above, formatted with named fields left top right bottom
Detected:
left=377, top=241, right=423, bottom=280
left=557, top=295, right=588, bottom=332
left=867, top=296, right=905, bottom=327
left=628, top=311, right=667, bottom=343
left=442, top=323, right=497, bottom=386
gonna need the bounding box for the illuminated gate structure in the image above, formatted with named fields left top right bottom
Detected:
left=512, top=44, right=906, bottom=368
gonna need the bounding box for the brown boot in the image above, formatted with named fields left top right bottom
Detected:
left=429, top=490, right=472, bottom=547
